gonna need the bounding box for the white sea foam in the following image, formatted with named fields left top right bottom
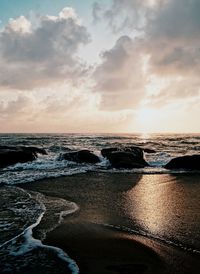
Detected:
left=58, top=200, right=79, bottom=224
left=6, top=210, right=79, bottom=274
left=0, top=187, right=80, bottom=273
left=1, top=160, right=199, bottom=186
left=1, top=133, right=200, bottom=185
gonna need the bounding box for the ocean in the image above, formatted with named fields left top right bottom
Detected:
left=1, top=133, right=200, bottom=185
left=0, top=133, right=200, bottom=273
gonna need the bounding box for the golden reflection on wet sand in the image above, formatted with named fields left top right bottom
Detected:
left=123, top=175, right=197, bottom=237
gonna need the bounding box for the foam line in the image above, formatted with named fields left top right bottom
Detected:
left=0, top=189, right=80, bottom=274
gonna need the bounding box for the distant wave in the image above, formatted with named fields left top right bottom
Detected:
left=0, top=133, right=200, bottom=185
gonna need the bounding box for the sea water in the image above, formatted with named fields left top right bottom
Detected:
left=1, top=133, right=200, bottom=185
left=0, top=133, right=200, bottom=273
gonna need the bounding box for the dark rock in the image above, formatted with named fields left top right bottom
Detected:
left=0, top=146, right=47, bottom=155
left=124, top=146, right=144, bottom=158
left=101, top=148, right=118, bottom=158
left=0, top=146, right=12, bottom=150
left=106, top=151, right=149, bottom=169
left=26, top=146, right=47, bottom=155
left=101, top=146, right=144, bottom=158
left=127, top=146, right=156, bottom=154
left=0, top=149, right=36, bottom=168
left=49, top=145, right=71, bottom=152
left=60, top=150, right=100, bottom=164
left=143, top=148, right=156, bottom=154
left=101, top=147, right=149, bottom=169
left=165, top=155, right=200, bottom=170
left=0, top=146, right=47, bottom=168
left=101, top=146, right=155, bottom=157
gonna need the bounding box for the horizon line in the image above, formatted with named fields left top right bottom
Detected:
left=0, top=132, right=199, bottom=135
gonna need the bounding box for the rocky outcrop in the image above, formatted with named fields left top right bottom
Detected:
left=101, top=147, right=149, bottom=169
left=101, top=146, right=155, bottom=158
left=0, top=146, right=47, bottom=168
left=165, top=155, right=200, bottom=170
left=59, top=150, right=100, bottom=164
left=143, top=148, right=156, bottom=154
left=107, top=151, right=149, bottom=169
left=101, top=148, right=119, bottom=158
left=25, top=146, right=47, bottom=155
left=101, top=146, right=143, bottom=158
left=0, top=148, right=36, bottom=168
left=0, top=146, right=47, bottom=156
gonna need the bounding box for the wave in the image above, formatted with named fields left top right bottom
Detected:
left=1, top=133, right=200, bottom=185
left=0, top=186, right=79, bottom=274
left=1, top=156, right=200, bottom=186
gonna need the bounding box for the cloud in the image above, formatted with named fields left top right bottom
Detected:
left=0, top=7, right=90, bottom=90
left=145, top=76, right=200, bottom=108
left=92, top=0, right=167, bottom=33
left=140, top=0, right=200, bottom=106
left=0, top=87, right=136, bottom=133
left=93, top=0, right=144, bottom=33
left=145, top=0, right=200, bottom=76
left=0, top=94, right=31, bottom=117
left=147, top=0, right=200, bottom=42
left=1, top=1, right=200, bottom=133
left=92, top=2, right=103, bottom=23
left=93, top=0, right=200, bottom=110
left=95, top=0, right=200, bottom=76
left=94, top=36, right=146, bottom=110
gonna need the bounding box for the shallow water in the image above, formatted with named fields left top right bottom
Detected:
left=0, top=186, right=79, bottom=274
left=0, top=173, right=200, bottom=273
left=22, top=173, right=200, bottom=256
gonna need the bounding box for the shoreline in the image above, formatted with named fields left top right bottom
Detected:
left=19, top=172, right=200, bottom=274
left=44, top=220, right=164, bottom=274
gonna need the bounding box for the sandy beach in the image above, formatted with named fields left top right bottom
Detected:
left=21, top=172, right=200, bottom=274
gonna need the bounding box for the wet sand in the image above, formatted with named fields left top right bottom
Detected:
left=22, top=172, right=200, bottom=274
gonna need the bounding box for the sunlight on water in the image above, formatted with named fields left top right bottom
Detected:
left=123, top=174, right=200, bottom=251
left=139, top=132, right=151, bottom=141
left=128, top=176, right=169, bottom=233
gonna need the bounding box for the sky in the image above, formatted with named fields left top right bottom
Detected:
left=0, top=0, right=199, bottom=133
